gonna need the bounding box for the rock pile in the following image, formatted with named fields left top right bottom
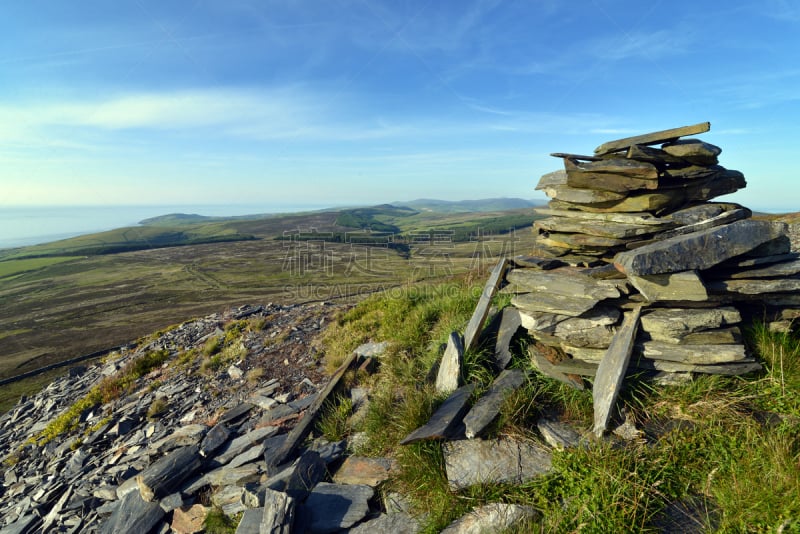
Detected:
left=0, top=303, right=414, bottom=534
left=507, top=123, right=799, bottom=391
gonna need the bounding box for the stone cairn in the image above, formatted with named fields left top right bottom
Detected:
left=500, top=122, right=799, bottom=434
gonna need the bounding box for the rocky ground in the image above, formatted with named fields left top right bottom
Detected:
left=0, top=301, right=377, bottom=533
left=0, top=292, right=745, bottom=534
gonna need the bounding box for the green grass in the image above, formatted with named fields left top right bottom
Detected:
left=320, top=278, right=800, bottom=533
left=0, top=256, right=80, bottom=278
left=316, top=394, right=354, bottom=442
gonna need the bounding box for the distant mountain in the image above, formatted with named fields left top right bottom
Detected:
left=393, top=198, right=540, bottom=213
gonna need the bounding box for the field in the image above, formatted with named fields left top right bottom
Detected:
left=0, top=204, right=539, bottom=387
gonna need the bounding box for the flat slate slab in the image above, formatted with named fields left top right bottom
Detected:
left=512, top=292, right=601, bottom=318
left=333, top=456, right=393, bottom=487
left=536, top=418, right=585, bottom=449
left=266, top=351, right=358, bottom=473
left=400, top=384, right=476, bottom=445
left=548, top=192, right=682, bottom=214
left=707, top=278, right=800, bottom=295
left=303, top=483, right=374, bottom=534
left=542, top=184, right=627, bottom=204
left=98, top=489, right=165, bottom=534
left=441, top=503, right=540, bottom=534
left=640, top=326, right=742, bottom=345
left=593, top=122, right=710, bottom=155
left=639, top=341, right=748, bottom=364
left=639, top=307, right=741, bottom=340
left=565, top=170, right=659, bottom=194
left=529, top=343, right=586, bottom=390
left=435, top=332, right=464, bottom=394
left=349, top=512, right=421, bottom=534
left=628, top=271, right=709, bottom=302
left=507, top=268, right=620, bottom=300
left=593, top=306, right=642, bottom=437
left=493, top=307, right=522, bottom=370
left=534, top=207, right=668, bottom=226
left=634, top=357, right=761, bottom=375
left=614, top=219, right=785, bottom=276
left=564, top=157, right=659, bottom=178
left=535, top=217, right=660, bottom=239
left=630, top=207, right=750, bottom=248
left=510, top=255, right=567, bottom=270
left=443, top=437, right=552, bottom=490
left=463, top=258, right=507, bottom=352
left=463, top=369, right=527, bottom=438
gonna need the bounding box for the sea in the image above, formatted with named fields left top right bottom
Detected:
left=0, top=204, right=329, bottom=250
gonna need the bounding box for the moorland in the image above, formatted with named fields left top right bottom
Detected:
left=0, top=199, right=539, bottom=408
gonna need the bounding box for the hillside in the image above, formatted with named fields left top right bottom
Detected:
left=394, top=197, right=540, bottom=213
left=0, top=204, right=540, bottom=388
left=0, top=272, right=797, bottom=532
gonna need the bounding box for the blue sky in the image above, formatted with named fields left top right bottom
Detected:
left=1, top=0, right=798, bottom=212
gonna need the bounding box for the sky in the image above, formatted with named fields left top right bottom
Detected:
left=1, top=0, right=799, bottom=212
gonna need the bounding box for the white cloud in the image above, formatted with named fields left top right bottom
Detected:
left=589, top=30, right=691, bottom=62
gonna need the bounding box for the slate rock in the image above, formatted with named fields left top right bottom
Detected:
left=443, top=437, right=552, bottom=490
left=493, top=307, right=522, bottom=370
left=303, top=482, right=374, bottom=534
left=441, top=503, right=540, bottom=534
left=628, top=271, right=709, bottom=302
left=534, top=206, right=668, bottom=226
left=213, top=425, right=279, bottom=465
left=510, top=255, right=567, bottom=270
left=592, top=306, right=642, bottom=437
left=435, top=332, right=464, bottom=394
left=506, top=268, right=620, bottom=300
left=348, top=512, right=421, bottom=534
left=708, top=257, right=800, bottom=279
left=535, top=217, right=660, bottom=239
left=99, top=489, right=165, bottom=534
left=512, top=292, right=602, bottom=318
left=399, top=384, right=475, bottom=445
left=641, top=326, right=742, bottom=345
left=353, top=341, right=390, bottom=359
left=283, top=450, right=327, bottom=500
left=333, top=456, right=393, bottom=487
left=593, top=122, right=710, bottom=156
left=536, top=418, right=584, bottom=449
left=200, top=422, right=230, bottom=457
left=211, top=485, right=248, bottom=516
left=234, top=508, right=261, bottom=534
left=170, top=504, right=208, bottom=534
left=615, top=219, right=786, bottom=276
left=260, top=489, right=294, bottom=534
left=661, top=139, right=721, bottom=165
left=463, top=369, right=527, bottom=439
left=640, top=307, right=741, bottom=341
left=565, top=157, right=659, bottom=178
left=529, top=342, right=586, bottom=390
left=639, top=342, right=748, bottom=364
left=541, top=184, right=627, bottom=204
left=707, top=278, right=800, bottom=295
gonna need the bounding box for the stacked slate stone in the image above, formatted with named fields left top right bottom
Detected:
left=533, top=122, right=748, bottom=264
left=507, top=122, right=799, bottom=383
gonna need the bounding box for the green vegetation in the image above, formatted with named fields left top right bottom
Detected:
left=321, top=276, right=800, bottom=533
left=203, top=508, right=240, bottom=534
left=316, top=395, right=354, bottom=442
left=30, top=348, right=170, bottom=446
left=147, top=397, right=169, bottom=419
left=0, top=256, right=79, bottom=278
left=0, top=224, right=255, bottom=260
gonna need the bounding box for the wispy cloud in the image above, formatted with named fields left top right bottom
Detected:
left=588, top=30, right=692, bottom=62
left=0, top=87, right=627, bottom=150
